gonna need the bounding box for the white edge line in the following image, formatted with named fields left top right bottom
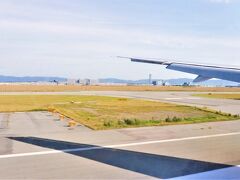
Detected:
left=186, top=97, right=201, bottom=100
left=164, top=98, right=182, bottom=100
left=1, top=132, right=240, bottom=159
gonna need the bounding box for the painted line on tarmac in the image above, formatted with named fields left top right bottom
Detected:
left=1, top=131, right=240, bottom=159
left=163, top=97, right=201, bottom=100
left=186, top=97, right=201, bottom=100
left=163, top=98, right=183, bottom=100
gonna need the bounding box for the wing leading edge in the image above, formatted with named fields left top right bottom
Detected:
left=121, top=57, right=240, bottom=83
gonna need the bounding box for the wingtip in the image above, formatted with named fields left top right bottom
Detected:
left=116, top=56, right=131, bottom=59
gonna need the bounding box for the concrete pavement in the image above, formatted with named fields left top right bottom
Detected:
left=0, top=111, right=240, bottom=179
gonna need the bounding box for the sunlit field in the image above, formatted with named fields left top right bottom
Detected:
left=0, top=95, right=238, bottom=130
left=195, top=93, right=240, bottom=100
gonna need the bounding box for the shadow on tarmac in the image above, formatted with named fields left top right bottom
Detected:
left=8, top=136, right=232, bottom=179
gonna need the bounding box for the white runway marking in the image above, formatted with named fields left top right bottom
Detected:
left=163, top=97, right=201, bottom=100
left=186, top=97, right=201, bottom=100
left=164, top=98, right=183, bottom=100
left=1, top=131, right=240, bottom=159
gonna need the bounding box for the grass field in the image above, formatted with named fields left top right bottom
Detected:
left=0, top=95, right=238, bottom=130
left=0, top=84, right=240, bottom=92
left=195, top=93, right=240, bottom=100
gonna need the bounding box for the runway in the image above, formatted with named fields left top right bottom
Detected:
left=0, top=110, right=240, bottom=179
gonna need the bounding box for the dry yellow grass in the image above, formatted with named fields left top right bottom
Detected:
left=0, top=84, right=239, bottom=92
left=195, top=93, right=240, bottom=100
left=0, top=95, right=237, bottom=130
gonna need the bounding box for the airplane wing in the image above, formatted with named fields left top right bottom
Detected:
left=119, top=57, right=240, bottom=83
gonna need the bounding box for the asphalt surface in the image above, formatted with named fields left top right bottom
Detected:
left=0, top=91, right=240, bottom=179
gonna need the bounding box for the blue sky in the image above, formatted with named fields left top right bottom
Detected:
left=0, top=0, right=240, bottom=79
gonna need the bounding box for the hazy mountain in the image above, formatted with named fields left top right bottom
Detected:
left=0, top=75, right=66, bottom=83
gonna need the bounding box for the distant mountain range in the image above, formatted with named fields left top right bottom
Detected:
left=0, top=75, right=238, bottom=87
left=0, top=75, right=66, bottom=83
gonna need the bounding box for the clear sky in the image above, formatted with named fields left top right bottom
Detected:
left=0, top=0, right=240, bottom=79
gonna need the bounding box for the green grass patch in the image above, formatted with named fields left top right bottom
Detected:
left=0, top=95, right=238, bottom=130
